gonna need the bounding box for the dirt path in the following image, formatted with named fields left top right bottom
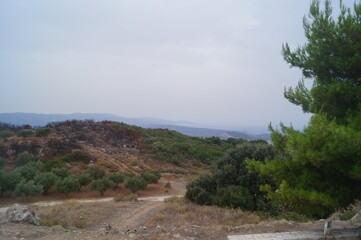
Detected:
left=0, top=180, right=190, bottom=239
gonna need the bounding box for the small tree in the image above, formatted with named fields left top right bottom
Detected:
left=90, top=177, right=115, bottom=196
left=75, top=173, right=93, bottom=191
left=36, top=127, right=51, bottom=137
left=56, top=175, right=80, bottom=198
left=34, top=172, right=58, bottom=195
left=16, top=129, right=34, bottom=138
left=124, top=175, right=148, bottom=193
left=87, top=167, right=106, bottom=179
left=140, top=171, right=161, bottom=184
left=51, top=167, right=70, bottom=179
left=13, top=180, right=42, bottom=198
left=0, top=129, right=13, bottom=139
left=0, top=171, right=22, bottom=196
left=43, top=157, right=66, bottom=171
left=18, top=162, right=43, bottom=181
left=15, top=152, right=37, bottom=166
left=107, top=173, right=123, bottom=189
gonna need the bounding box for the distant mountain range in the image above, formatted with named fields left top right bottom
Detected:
left=0, top=112, right=269, bottom=141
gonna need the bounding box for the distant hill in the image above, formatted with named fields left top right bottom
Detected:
left=0, top=112, right=269, bottom=141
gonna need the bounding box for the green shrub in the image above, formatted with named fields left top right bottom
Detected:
left=51, top=167, right=70, bottom=180
left=75, top=173, right=93, bottom=191
left=339, top=208, right=357, bottom=221
left=185, top=173, right=216, bottom=205
left=0, top=170, right=22, bottom=196
left=16, top=129, right=34, bottom=137
left=43, top=157, right=66, bottom=171
left=34, top=172, right=58, bottom=195
left=18, top=161, right=43, bottom=181
left=56, top=175, right=80, bottom=198
left=213, top=186, right=253, bottom=209
left=124, top=175, right=148, bottom=193
left=140, top=171, right=161, bottom=184
left=0, top=129, right=13, bottom=139
left=13, top=180, right=42, bottom=198
left=87, top=167, right=106, bottom=179
left=15, top=152, right=37, bottom=166
left=90, top=177, right=115, bottom=196
left=63, top=151, right=91, bottom=163
left=107, top=173, right=123, bottom=189
left=36, top=127, right=51, bottom=137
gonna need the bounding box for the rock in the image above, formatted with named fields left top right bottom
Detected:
left=173, top=233, right=181, bottom=238
left=6, top=204, right=39, bottom=226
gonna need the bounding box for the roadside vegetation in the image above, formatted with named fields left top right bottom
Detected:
left=186, top=0, right=361, bottom=219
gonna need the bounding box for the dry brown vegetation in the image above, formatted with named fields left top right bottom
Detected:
left=150, top=197, right=260, bottom=227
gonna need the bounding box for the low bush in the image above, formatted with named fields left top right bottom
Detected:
left=0, top=129, right=13, bottom=139
left=87, top=166, right=106, bottom=179
left=63, top=151, right=91, bottom=163
left=36, top=127, right=51, bottom=137
left=15, top=152, right=37, bottom=166
left=16, top=129, right=34, bottom=138
left=124, top=175, right=148, bottom=193
left=13, top=180, right=42, bottom=198
left=90, top=177, right=115, bottom=196
left=51, top=167, right=70, bottom=179
left=56, top=175, right=80, bottom=198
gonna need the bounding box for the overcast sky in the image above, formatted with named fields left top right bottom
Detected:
left=0, top=0, right=355, bottom=132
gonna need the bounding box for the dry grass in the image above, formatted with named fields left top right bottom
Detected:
left=114, top=193, right=138, bottom=202
left=149, top=198, right=260, bottom=228
left=32, top=201, right=89, bottom=229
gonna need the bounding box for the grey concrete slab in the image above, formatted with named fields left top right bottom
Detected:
left=228, top=228, right=361, bottom=240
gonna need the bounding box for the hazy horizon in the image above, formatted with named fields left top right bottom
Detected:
left=1, top=1, right=354, bottom=132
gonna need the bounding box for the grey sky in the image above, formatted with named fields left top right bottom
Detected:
left=0, top=0, right=354, bottom=132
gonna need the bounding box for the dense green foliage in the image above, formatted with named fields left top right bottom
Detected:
left=36, top=127, right=51, bottom=137
left=15, top=152, right=37, bottom=166
left=248, top=115, right=361, bottom=217
left=56, top=176, right=80, bottom=198
left=186, top=141, right=275, bottom=211
left=62, top=151, right=91, bottom=163
left=43, top=157, right=66, bottom=171
left=124, top=175, right=148, bottom=193
left=16, top=129, right=34, bottom=137
left=13, top=180, right=42, bottom=198
left=123, top=170, right=161, bottom=193
left=141, top=128, right=246, bottom=165
left=140, top=171, right=161, bottom=184
left=91, top=177, right=115, bottom=196
left=87, top=166, right=106, bottom=179
left=51, top=167, right=70, bottom=180
left=107, top=172, right=124, bottom=189
left=0, top=129, right=13, bottom=139
left=34, top=172, right=58, bottom=195
left=247, top=0, right=361, bottom=218
left=75, top=173, right=92, bottom=191
left=282, top=0, right=361, bottom=126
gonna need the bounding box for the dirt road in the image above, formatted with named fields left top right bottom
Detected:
left=0, top=180, right=188, bottom=240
